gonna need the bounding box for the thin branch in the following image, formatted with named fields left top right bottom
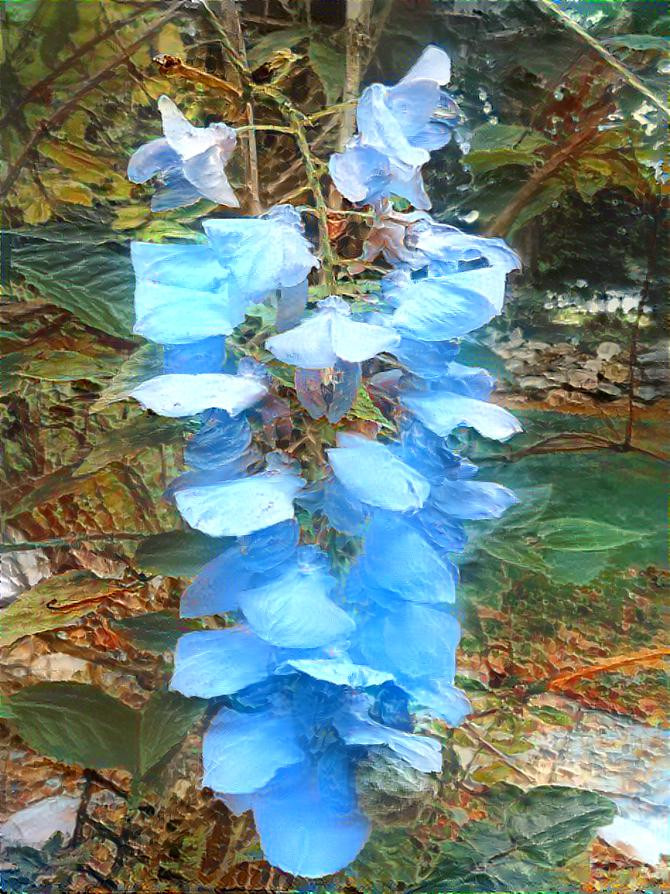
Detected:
left=534, top=0, right=670, bottom=118
left=0, top=0, right=189, bottom=200
left=0, top=533, right=147, bottom=553
left=0, top=3, right=160, bottom=130
left=153, top=53, right=242, bottom=99
left=486, top=99, right=615, bottom=237
left=547, top=648, right=670, bottom=691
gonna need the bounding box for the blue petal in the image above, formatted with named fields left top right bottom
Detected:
left=150, top=169, right=203, bottom=211
left=321, top=478, right=372, bottom=535
left=361, top=513, right=457, bottom=603
left=251, top=759, right=371, bottom=878
left=389, top=276, right=498, bottom=341
left=238, top=564, right=355, bottom=648
left=398, top=45, right=451, bottom=87
left=294, top=361, right=361, bottom=423
left=184, top=410, right=252, bottom=470
left=202, top=707, right=304, bottom=793
left=357, top=602, right=460, bottom=683
left=411, top=505, right=468, bottom=553
left=388, top=166, right=431, bottom=211
left=403, top=390, right=522, bottom=441
left=396, top=420, right=478, bottom=484
left=336, top=700, right=442, bottom=773
left=412, top=224, right=520, bottom=278
left=175, top=471, right=305, bottom=537
left=327, top=438, right=430, bottom=512
left=129, top=372, right=267, bottom=417
left=163, top=337, right=226, bottom=375
left=391, top=337, right=458, bottom=380
left=432, top=480, right=518, bottom=520
left=329, top=143, right=391, bottom=205
left=183, top=144, right=239, bottom=208
left=428, top=265, right=509, bottom=313
left=131, top=242, right=245, bottom=344
left=357, top=84, right=429, bottom=172
left=276, top=279, right=308, bottom=332
left=442, top=362, right=495, bottom=400
left=409, top=680, right=471, bottom=726
left=283, top=657, right=394, bottom=689
left=127, top=137, right=179, bottom=183
left=387, top=80, right=441, bottom=142
left=203, top=210, right=318, bottom=302
left=170, top=629, right=273, bottom=698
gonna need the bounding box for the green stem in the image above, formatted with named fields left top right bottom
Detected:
left=534, top=0, right=670, bottom=117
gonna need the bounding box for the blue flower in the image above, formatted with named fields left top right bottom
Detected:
left=131, top=241, right=246, bottom=344
left=329, top=46, right=458, bottom=208
left=402, top=387, right=522, bottom=441
left=327, top=432, right=430, bottom=512
left=266, top=296, right=400, bottom=369
left=128, top=369, right=267, bottom=418
left=294, top=360, right=362, bottom=423
left=203, top=204, right=319, bottom=303
left=128, top=95, right=238, bottom=210
left=174, top=464, right=306, bottom=537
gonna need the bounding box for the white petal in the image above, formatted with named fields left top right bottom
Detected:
left=129, top=373, right=267, bottom=417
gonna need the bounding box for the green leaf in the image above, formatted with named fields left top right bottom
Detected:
left=416, top=785, right=615, bottom=892
left=538, top=517, right=645, bottom=551
left=19, top=351, right=119, bottom=384
left=349, top=386, right=392, bottom=429
left=8, top=682, right=138, bottom=771
left=6, top=683, right=205, bottom=778
left=112, top=611, right=202, bottom=653
left=466, top=148, right=541, bottom=175
left=0, top=571, right=121, bottom=648
left=604, top=34, right=670, bottom=52
left=90, top=343, right=164, bottom=412
left=133, top=531, right=232, bottom=577
left=529, top=705, right=573, bottom=727
left=469, top=123, right=551, bottom=154
left=308, top=40, right=345, bottom=105
left=12, top=241, right=135, bottom=337
left=75, top=415, right=185, bottom=477
left=482, top=537, right=548, bottom=573
left=247, top=25, right=310, bottom=68
left=137, top=691, right=206, bottom=778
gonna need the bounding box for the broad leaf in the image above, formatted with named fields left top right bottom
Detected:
left=309, top=40, right=345, bottom=105
left=8, top=682, right=137, bottom=771
left=0, top=571, right=121, bottom=648
left=75, top=415, right=185, bottom=476
left=416, top=785, right=615, bottom=892
left=112, top=611, right=202, bottom=653
left=12, top=241, right=135, bottom=337
left=133, top=531, right=233, bottom=577
left=137, top=691, right=206, bottom=777
left=538, top=517, right=645, bottom=551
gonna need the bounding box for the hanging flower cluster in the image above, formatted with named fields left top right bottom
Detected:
left=126, top=46, right=521, bottom=879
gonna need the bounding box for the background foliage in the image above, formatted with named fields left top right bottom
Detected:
left=0, top=0, right=667, bottom=891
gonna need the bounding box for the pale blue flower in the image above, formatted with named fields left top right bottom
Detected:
left=327, top=432, right=430, bottom=512
left=131, top=242, right=246, bottom=344
left=203, top=205, right=318, bottom=302
left=128, top=95, right=238, bottom=210
left=170, top=628, right=274, bottom=698
left=128, top=371, right=267, bottom=417
left=402, top=388, right=522, bottom=441
left=266, top=296, right=400, bottom=369
left=329, top=46, right=458, bottom=208
left=175, top=467, right=306, bottom=537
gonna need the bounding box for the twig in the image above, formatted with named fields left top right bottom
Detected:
left=534, top=0, right=670, bottom=118
left=153, top=53, right=242, bottom=99
left=0, top=3, right=159, bottom=130
left=547, top=648, right=670, bottom=691
left=486, top=99, right=615, bottom=237
left=0, top=0, right=189, bottom=200
left=0, top=533, right=147, bottom=553
left=460, top=721, right=534, bottom=782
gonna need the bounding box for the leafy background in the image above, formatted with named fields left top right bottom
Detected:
left=0, top=0, right=667, bottom=891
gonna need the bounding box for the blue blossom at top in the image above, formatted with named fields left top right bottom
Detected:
left=203, top=205, right=319, bottom=303
left=329, top=46, right=459, bottom=208
left=128, top=95, right=238, bottom=210
left=265, top=296, right=400, bottom=369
